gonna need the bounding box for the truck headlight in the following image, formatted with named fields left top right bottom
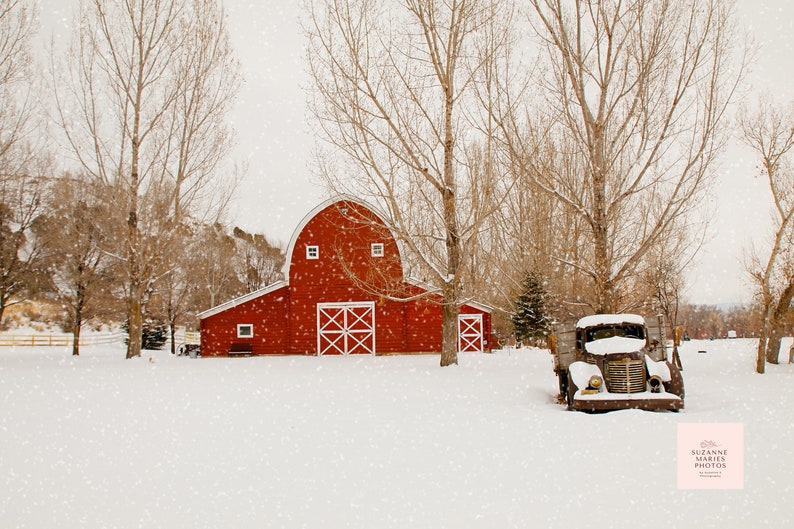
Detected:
left=588, top=374, right=603, bottom=390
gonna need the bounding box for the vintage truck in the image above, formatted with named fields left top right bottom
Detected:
left=550, top=314, right=684, bottom=412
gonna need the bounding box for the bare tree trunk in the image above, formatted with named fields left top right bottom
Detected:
left=739, top=99, right=794, bottom=373
left=757, top=336, right=767, bottom=374
left=127, top=280, right=144, bottom=359
left=767, top=333, right=782, bottom=365
left=591, top=125, right=612, bottom=314
left=71, top=309, right=81, bottom=356
left=72, top=287, right=84, bottom=357
left=127, top=116, right=143, bottom=359
left=441, top=295, right=459, bottom=367
left=169, top=320, right=177, bottom=356
left=767, top=279, right=794, bottom=364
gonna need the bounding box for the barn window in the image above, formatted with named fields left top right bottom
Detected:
left=371, top=243, right=384, bottom=257
left=237, top=324, right=253, bottom=338
left=306, top=245, right=319, bottom=260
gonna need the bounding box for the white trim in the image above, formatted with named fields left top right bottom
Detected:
left=197, top=281, right=288, bottom=320
left=458, top=314, right=484, bottom=353
left=237, top=323, right=254, bottom=338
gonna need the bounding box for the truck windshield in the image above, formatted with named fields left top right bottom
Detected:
left=585, top=324, right=645, bottom=343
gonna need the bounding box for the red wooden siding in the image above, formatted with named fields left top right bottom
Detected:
left=198, top=198, right=492, bottom=356
left=200, top=285, right=290, bottom=356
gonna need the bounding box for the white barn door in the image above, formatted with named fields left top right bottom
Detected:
left=458, top=314, right=484, bottom=353
left=317, top=302, right=376, bottom=355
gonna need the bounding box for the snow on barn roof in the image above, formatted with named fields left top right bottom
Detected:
left=576, top=313, right=646, bottom=329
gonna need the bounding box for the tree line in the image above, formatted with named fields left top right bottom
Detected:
left=5, top=175, right=285, bottom=355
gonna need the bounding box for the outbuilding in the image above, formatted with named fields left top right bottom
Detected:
left=198, top=197, right=492, bottom=356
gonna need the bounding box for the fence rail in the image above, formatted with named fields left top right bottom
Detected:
left=0, top=333, right=127, bottom=347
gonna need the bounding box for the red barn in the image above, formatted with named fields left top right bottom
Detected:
left=198, top=197, right=492, bottom=356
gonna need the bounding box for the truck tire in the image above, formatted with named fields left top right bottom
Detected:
left=557, top=369, right=569, bottom=403
left=566, top=370, right=579, bottom=411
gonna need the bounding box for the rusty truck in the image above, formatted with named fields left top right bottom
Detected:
left=550, top=314, right=684, bottom=412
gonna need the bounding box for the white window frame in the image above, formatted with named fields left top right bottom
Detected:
left=237, top=324, right=254, bottom=338
left=306, top=245, right=319, bottom=260
left=371, top=243, right=384, bottom=258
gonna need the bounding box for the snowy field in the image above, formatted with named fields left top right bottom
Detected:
left=1, top=338, right=792, bottom=529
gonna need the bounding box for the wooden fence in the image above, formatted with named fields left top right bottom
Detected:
left=0, top=330, right=201, bottom=348
left=0, top=333, right=126, bottom=347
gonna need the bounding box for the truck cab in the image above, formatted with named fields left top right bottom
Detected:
left=551, top=314, right=684, bottom=412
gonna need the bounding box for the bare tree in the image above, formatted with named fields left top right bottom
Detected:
left=232, top=227, right=285, bottom=292
left=54, top=0, right=240, bottom=358
left=640, top=216, right=706, bottom=335
left=165, top=0, right=241, bottom=225
left=155, top=229, right=197, bottom=355
left=739, top=99, right=794, bottom=372
left=34, top=175, right=110, bottom=355
left=495, top=0, right=745, bottom=314
left=306, top=0, right=515, bottom=366
left=0, top=0, right=35, bottom=172
left=0, top=0, right=47, bottom=325
left=192, top=222, right=243, bottom=309
left=0, top=174, right=45, bottom=322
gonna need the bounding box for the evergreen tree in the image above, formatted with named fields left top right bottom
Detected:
left=123, top=318, right=168, bottom=350
left=511, top=272, right=550, bottom=345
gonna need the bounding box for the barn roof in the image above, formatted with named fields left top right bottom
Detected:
left=281, top=195, right=406, bottom=279
left=197, top=281, right=288, bottom=320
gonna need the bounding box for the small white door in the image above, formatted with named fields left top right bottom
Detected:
left=317, top=302, right=376, bottom=355
left=458, top=314, right=484, bottom=353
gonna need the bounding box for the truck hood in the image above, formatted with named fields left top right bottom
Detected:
left=584, top=336, right=646, bottom=355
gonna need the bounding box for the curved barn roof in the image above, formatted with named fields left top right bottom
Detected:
left=281, top=195, right=407, bottom=279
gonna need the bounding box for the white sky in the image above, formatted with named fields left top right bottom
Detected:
left=35, top=0, right=794, bottom=306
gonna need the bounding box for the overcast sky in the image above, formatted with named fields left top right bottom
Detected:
left=36, top=0, right=794, bottom=306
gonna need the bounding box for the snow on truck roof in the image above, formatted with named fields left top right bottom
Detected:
left=576, top=313, right=646, bottom=329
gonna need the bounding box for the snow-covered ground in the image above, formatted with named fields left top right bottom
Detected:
left=1, top=338, right=792, bottom=528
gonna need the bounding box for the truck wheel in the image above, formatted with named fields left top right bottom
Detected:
left=557, top=369, right=569, bottom=404
left=566, top=371, right=579, bottom=411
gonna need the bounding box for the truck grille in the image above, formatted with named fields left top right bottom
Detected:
left=605, top=358, right=646, bottom=393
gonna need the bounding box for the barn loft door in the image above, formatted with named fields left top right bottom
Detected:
left=317, top=302, right=376, bottom=356
left=458, top=314, right=484, bottom=353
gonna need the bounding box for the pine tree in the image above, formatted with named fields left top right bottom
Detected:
left=511, top=272, right=550, bottom=345
left=123, top=318, right=168, bottom=350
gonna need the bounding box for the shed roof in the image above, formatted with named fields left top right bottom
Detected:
left=198, top=281, right=287, bottom=320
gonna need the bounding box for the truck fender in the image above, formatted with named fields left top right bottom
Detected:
left=663, top=360, right=685, bottom=399
left=569, top=361, right=603, bottom=391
